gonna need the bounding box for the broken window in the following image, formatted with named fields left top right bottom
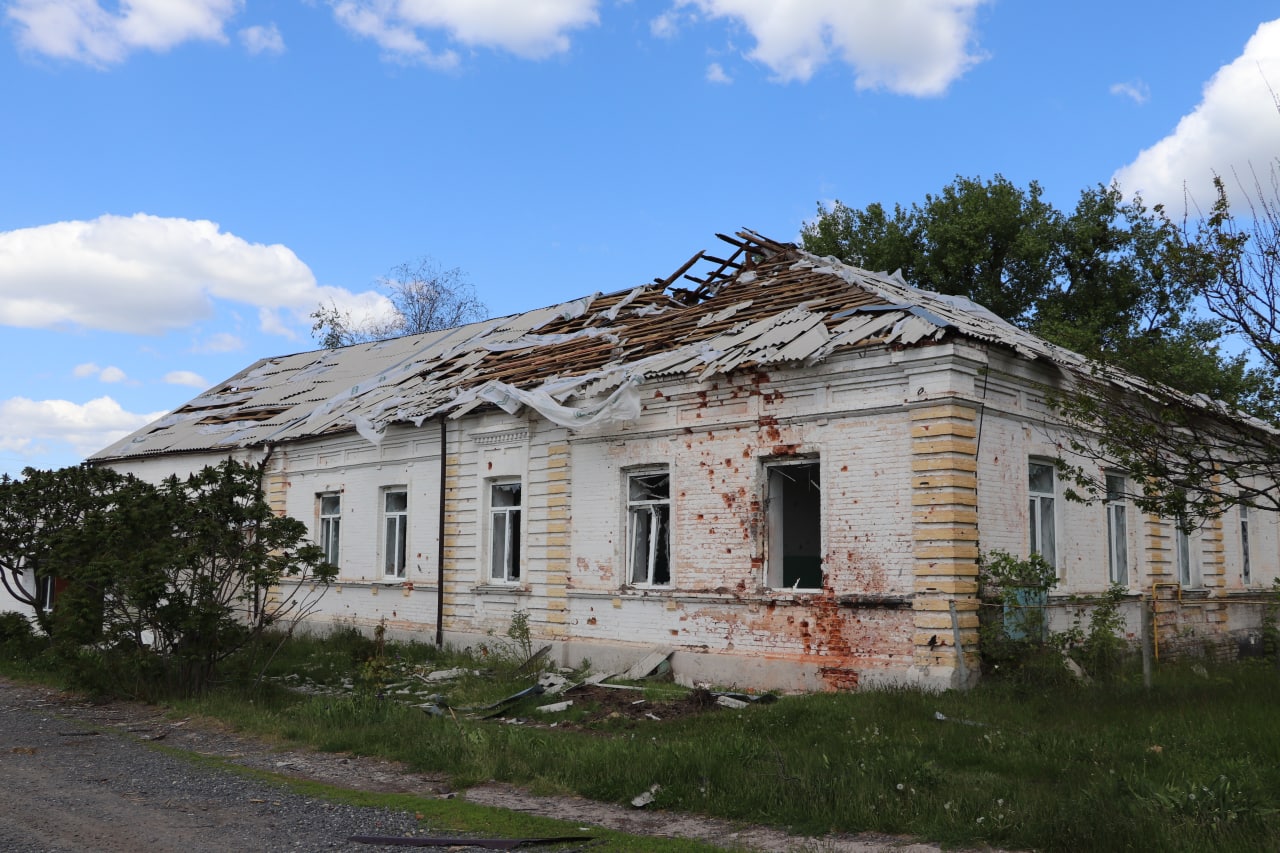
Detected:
left=766, top=461, right=822, bottom=590
left=489, top=481, right=522, bottom=583
left=383, top=489, right=408, bottom=579
left=1104, top=473, right=1128, bottom=585
left=627, top=470, right=671, bottom=586
left=1028, top=461, right=1057, bottom=571
left=1240, top=504, right=1252, bottom=585
left=318, top=493, right=341, bottom=568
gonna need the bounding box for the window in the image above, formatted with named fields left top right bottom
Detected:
left=34, top=573, right=54, bottom=613
left=1175, top=521, right=1199, bottom=588
left=489, top=481, right=522, bottom=583
left=1028, top=461, right=1057, bottom=571
left=1240, top=504, right=1253, bottom=585
left=766, top=461, right=822, bottom=589
left=318, top=493, right=341, bottom=567
left=1105, top=473, right=1128, bottom=585
left=383, top=489, right=408, bottom=579
left=627, top=470, right=671, bottom=586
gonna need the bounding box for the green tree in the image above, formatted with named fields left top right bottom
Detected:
left=0, top=466, right=130, bottom=638
left=0, top=461, right=337, bottom=694
left=1053, top=173, right=1280, bottom=522
left=802, top=176, right=1258, bottom=402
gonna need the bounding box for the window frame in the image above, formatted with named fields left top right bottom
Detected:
left=1027, top=460, right=1058, bottom=572
left=382, top=488, right=408, bottom=580
left=1240, top=504, right=1253, bottom=585
left=1104, top=472, right=1129, bottom=585
left=487, top=479, right=523, bottom=584
left=1175, top=520, right=1200, bottom=589
left=764, top=458, right=823, bottom=591
left=317, top=492, right=342, bottom=568
left=626, top=468, right=672, bottom=587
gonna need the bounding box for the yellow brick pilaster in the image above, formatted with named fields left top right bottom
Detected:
left=910, top=405, right=980, bottom=677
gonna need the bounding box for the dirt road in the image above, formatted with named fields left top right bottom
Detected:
left=0, top=678, right=946, bottom=852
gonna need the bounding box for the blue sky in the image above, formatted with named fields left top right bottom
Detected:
left=2, top=0, right=1279, bottom=477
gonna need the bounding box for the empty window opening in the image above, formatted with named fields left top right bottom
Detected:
left=490, top=482, right=522, bottom=583
left=318, top=493, right=341, bottom=568
left=1028, top=461, right=1057, bottom=571
left=1105, top=473, right=1128, bottom=585
left=1240, top=504, right=1252, bottom=585
left=383, top=489, right=408, bottom=579
left=766, top=461, right=822, bottom=589
left=628, top=471, right=671, bottom=586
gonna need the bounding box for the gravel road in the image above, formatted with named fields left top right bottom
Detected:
left=0, top=679, right=480, bottom=852
left=0, top=677, right=951, bottom=853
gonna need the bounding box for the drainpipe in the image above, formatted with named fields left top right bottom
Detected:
left=436, top=416, right=447, bottom=647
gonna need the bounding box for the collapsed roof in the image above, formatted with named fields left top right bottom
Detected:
left=92, top=230, right=1086, bottom=462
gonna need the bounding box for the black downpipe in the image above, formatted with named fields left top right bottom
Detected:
left=436, top=417, right=447, bottom=647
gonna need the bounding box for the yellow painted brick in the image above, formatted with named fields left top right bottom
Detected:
left=914, top=612, right=980, bottom=630
left=910, top=422, right=978, bottom=439
left=913, top=508, right=978, bottom=524
left=547, top=443, right=570, bottom=455
left=544, top=611, right=568, bottom=625
left=913, top=598, right=980, bottom=612
left=911, top=594, right=977, bottom=607
left=911, top=492, right=978, bottom=507
left=546, top=469, right=571, bottom=482
left=912, top=526, right=979, bottom=542
left=914, top=544, right=980, bottom=560
left=913, top=630, right=979, bottom=648
left=912, top=473, right=977, bottom=489
left=913, top=560, right=980, bottom=577
left=913, top=579, right=979, bottom=595
left=912, top=438, right=977, bottom=456
left=912, top=456, right=979, bottom=473
left=546, top=482, right=569, bottom=495
left=911, top=404, right=977, bottom=422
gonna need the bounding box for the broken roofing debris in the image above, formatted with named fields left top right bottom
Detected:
left=94, top=228, right=1083, bottom=464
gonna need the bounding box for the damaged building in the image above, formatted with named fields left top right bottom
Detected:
left=90, top=231, right=1278, bottom=691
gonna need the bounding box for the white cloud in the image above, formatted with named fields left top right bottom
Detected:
left=193, top=331, right=245, bottom=353
left=6, top=0, right=241, bottom=66
left=670, top=0, right=988, bottom=94
left=706, top=62, right=731, bottom=84
left=1114, top=19, right=1280, bottom=214
left=0, top=396, right=166, bottom=461
left=164, top=370, right=209, bottom=388
left=72, top=362, right=127, bottom=382
left=650, top=10, right=679, bottom=38
left=239, top=22, right=284, bottom=55
left=1109, top=79, right=1150, bottom=105
left=330, top=0, right=598, bottom=64
left=0, top=213, right=379, bottom=337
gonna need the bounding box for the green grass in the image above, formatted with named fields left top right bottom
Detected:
left=10, top=630, right=1280, bottom=852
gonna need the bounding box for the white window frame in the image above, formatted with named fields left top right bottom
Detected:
left=382, top=488, right=408, bottom=579
left=1104, top=473, right=1128, bottom=585
left=626, top=469, right=672, bottom=587
left=318, top=492, right=341, bottom=568
left=1240, top=504, right=1253, bottom=585
left=764, top=459, right=823, bottom=590
left=488, top=480, right=522, bottom=583
left=1028, top=460, right=1058, bottom=572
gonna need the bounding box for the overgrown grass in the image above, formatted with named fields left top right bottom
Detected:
left=8, top=628, right=1280, bottom=852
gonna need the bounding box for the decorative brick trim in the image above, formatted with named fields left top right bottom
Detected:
left=910, top=404, right=980, bottom=678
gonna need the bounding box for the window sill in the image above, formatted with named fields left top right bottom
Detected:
left=471, top=583, right=531, bottom=595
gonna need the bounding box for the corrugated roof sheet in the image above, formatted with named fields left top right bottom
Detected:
left=91, top=231, right=1081, bottom=461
